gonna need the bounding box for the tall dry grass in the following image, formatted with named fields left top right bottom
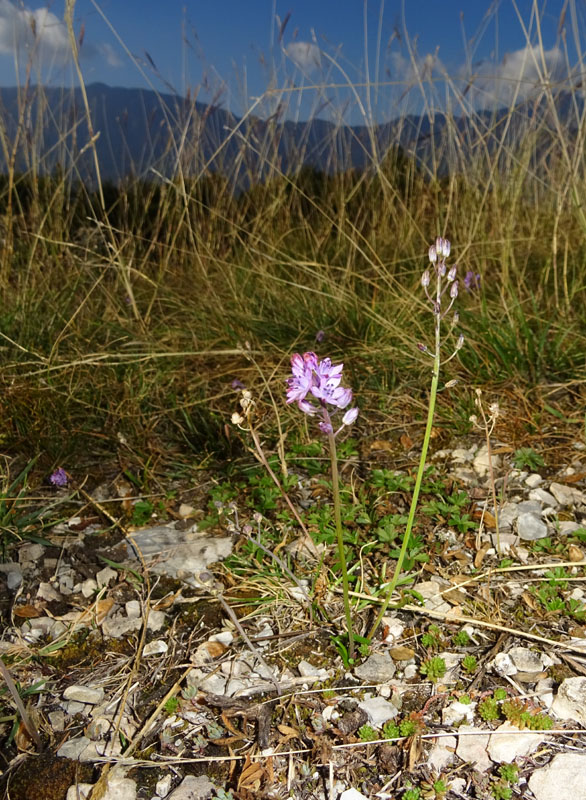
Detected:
left=0, top=0, right=584, bottom=467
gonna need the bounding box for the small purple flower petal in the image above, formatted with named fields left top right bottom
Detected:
left=463, top=270, right=481, bottom=292
left=315, top=329, right=325, bottom=343
left=298, top=399, right=318, bottom=415
left=50, top=467, right=68, bottom=487
left=231, top=379, right=246, bottom=390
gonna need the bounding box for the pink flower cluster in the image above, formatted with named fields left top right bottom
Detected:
left=286, top=351, right=358, bottom=434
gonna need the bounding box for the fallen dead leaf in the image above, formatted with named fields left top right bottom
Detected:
left=237, top=755, right=264, bottom=793
left=400, top=433, right=413, bottom=450
left=474, top=541, right=492, bottom=569
left=472, top=506, right=497, bottom=529
left=153, top=590, right=182, bottom=610
left=12, top=605, right=43, bottom=619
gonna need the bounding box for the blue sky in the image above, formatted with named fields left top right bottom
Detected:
left=0, top=0, right=580, bottom=120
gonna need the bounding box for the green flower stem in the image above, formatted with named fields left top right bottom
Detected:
left=368, top=316, right=442, bottom=641
left=327, top=429, right=355, bottom=661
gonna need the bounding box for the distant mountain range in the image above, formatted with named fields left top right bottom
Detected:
left=0, top=82, right=581, bottom=185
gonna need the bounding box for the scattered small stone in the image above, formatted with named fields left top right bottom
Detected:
left=126, top=525, right=233, bottom=586
left=456, top=725, right=492, bottom=772
left=178, top=503, right=195, bottom=519
left=439, top=651, right=462, bottom=683
left=80, top=578, right=98, bottom=598
left=339, top=790, right=369, bottom=800
left=559, top=520, right=582, bottom=535
left=517, top=499, right=543, bottom=515
left=381, top=617, right=405, bottom=643
left=487, top=721, right=544, bottom=762
left=507, top=646, right=544, bottom=674
left=125, top=600, right=141, bottom=618
left=389, top=646, right=415, bottom=661
left=529, top=488, right=558, bottom=506
left=96, top=566, right=118, bottom=587
left=358, top=696, right=398, bottom=727
left=442, top=700, right=476, bottom=726
left=298, top=660, right=330, bottom=681
left=551, top=676, right=586, bottom=725
left=517, top=512, right=549, bottom=540
left=167, top=775, right=215, bottom=800
left=473, top=445, right=500, bottom=478
left=549, top=482, right=586, bottom=507
left=491, top=652, right=517, bottom=677
left=403, top=664, right=418, bottom=679
left=96, top=769, right=137, bottom=800
left=18, top=543, right=45, bottom=564
left=535, top=677, right=555, bottom=708
left=101, top=613, right=142, bottom=638
left=85, top=717, right=113, bottom=740
left=525, top=473, right=543, bottom=488
left=155, top=774, right=173, bottom=798
left=147, top=609, right=166, bottom=632
left=529, top=753, right=586, bottom=800
left=143, top=639, right=169, bottom=657
left=0, top=563, right=23, bottom=591
left=66, top=784, right=93, bottom=800
left=63, top=685, right=105, bottom=704
left=498, top=503, right=520, bottom=530
left=337, top=706, right=368, bottom=735
left=414, top=579, right=451, bottom=614
left=57, top=736, right=96, bottom=761
left=65, top=700, right=89, bottom=716
left=428, top=734, right=457, bottom=771
left=36, top=581, right=62, bottom=601
left=354, top=652, right=396, bottom=683
left=48, top=709, right=65, bottom=731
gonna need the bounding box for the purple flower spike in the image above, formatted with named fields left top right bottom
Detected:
left=50, top=467, right=68, bottom=487
left=287, top=351, right=358, bottom=436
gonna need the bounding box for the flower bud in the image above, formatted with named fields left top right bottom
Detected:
left=428, top=244, right=437, bottom=263
left=231, top=412, right=244, bottom=426
left=456, top=333, right=465, bottom=350
left=450, top=280, right=459, bottom=299
left=421, top=269, right=431, bottom=287
left=439, top=262, right=447, bottom=277
left=434, top=237, right=450, bottom=258
left=417, top=342, right=428, bottom=353
left=447, top=265, right=457, bottom=282
left=342, top=407, right=359, bottom=426
left=445, top=379, right=458, bottom=389
left=453, top=311, right=459, bottom=324
left=319, top=421, right=333, bottom=435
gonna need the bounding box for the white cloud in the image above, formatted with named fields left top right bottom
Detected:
left=96, top=41, right=122, bottom=69
left=0, top=1, right=122, bottom=72
left=0, top=0, right=70, bottom=61
left=464, top=44, right=567, bottom=107
left=286, top=41, right=321, bottom=72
